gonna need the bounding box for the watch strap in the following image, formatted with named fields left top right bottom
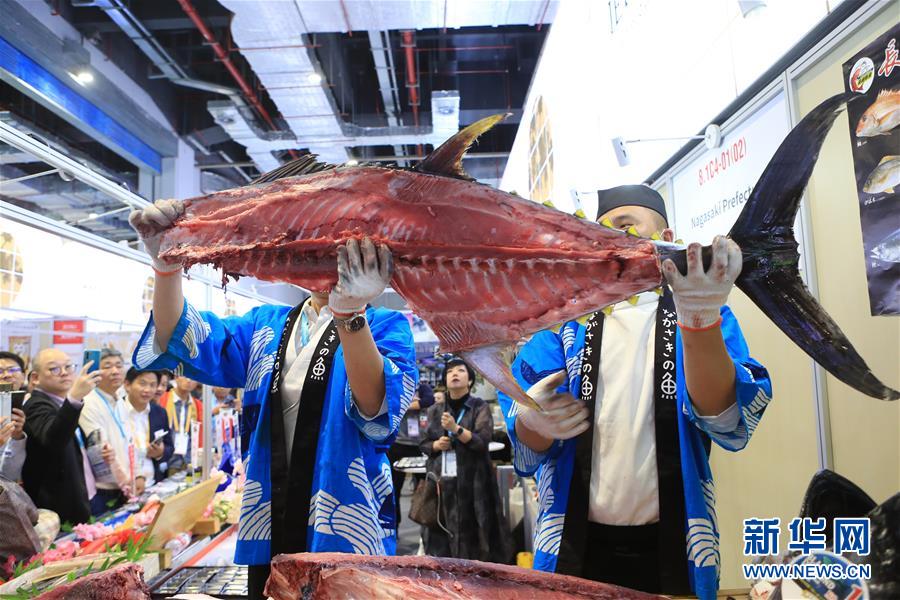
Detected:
left=332, top=310, right=365, bottom=324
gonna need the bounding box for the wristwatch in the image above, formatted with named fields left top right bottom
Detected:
left=456, top=425, right=464, bottom=436
left=333, top=311, right=367, bottom=333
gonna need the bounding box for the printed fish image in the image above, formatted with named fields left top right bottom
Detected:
left=862, top=155, right=900, bottom=194
left=871, top=229, right=900, bottom=263
left=133, top=92, right=899, bottom=405
left=856, top=89, right=900, bottom=137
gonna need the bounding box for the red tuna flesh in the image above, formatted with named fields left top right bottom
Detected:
left=33, top=564, right=149, bottom=600
left=265, top=552, right=664, bottom=600
left=156, top=166, right=662, bottom=354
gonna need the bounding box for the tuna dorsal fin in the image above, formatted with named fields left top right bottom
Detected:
left=414, top=113, right=510, bottom=180
left=250, top=154, right=335, bottom=185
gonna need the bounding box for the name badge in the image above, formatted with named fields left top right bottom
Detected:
left=441, top=450, right=457, bottom=478
left=406, top=415, right=420, bottom=438
left=174, top=432, right=189, bottom=456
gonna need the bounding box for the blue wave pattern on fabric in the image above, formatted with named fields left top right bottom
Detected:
left=497, top=305, right=772, bottom=600
left=133, top=300, right=417, bottom=564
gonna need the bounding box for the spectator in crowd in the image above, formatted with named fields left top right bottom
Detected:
left=433, top=388, right=446, bottom=405
left=25, top=369, right=37, bottom=394
left=0, top=409, right=25, bottom=482
left=23, top=349, right=101, bottom=525
left=212, top=386, right=236, bottom=415
left=0, top=351, right=27, bottom=482
left=79, top=348, right=130, bottom=513
left=121, top=369, right=173, bottom=495
left=153, top=369, right=172, bottom=405
left=160, top=376, right=202, bottom=467
left=387, top=382, right=434, bottom=526
left=0, top=351, right=26, bottom=391
left=420, top=357, right=512, bottom=563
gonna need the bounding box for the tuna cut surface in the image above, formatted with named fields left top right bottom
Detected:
left=33, top=564, right=149, bottom=600
left=264, top=552, right=664, bottom=600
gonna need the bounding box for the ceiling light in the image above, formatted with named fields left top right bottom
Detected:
left=88, top=212, right=99, bottom=219
left=738, top=0, right=766, bottom=18
left=307, top=72, right=323, bottom=84
left=69, top=69, right=94, bottom=85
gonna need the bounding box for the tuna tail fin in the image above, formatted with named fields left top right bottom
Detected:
left=721, top=92, right=895, bottom=400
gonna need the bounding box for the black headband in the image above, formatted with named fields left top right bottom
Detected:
left=596, top=185, right=668, bottom=224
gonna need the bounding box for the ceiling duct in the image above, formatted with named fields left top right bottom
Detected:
left=71, top=0, right=272, bottom=139
left=218, top=1, right=556, bottom=170
left=208, top=91, right=460, bottom=170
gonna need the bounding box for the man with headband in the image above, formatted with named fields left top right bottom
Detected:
left=498, top=185, right=772, bottom=599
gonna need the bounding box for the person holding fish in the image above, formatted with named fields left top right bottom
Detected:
left=497, top=185, right=772, bottom=599
left=128, top=202, right=417, bottom=600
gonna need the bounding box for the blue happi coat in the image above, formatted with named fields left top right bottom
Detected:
left=133, top=300, right=418, bottom=565
left=497, top=305, right=771, bottom=600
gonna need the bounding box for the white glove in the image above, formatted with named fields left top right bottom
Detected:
left=329, top=237, right=392, bottom=316
left=662, top=235, right=742, bottom=330
left=517, top=371, right=590, bottom=441
left=128, top=199, right=184, bottom=272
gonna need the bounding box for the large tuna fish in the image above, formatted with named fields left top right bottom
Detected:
left=135, top=93, right=898, bottom=406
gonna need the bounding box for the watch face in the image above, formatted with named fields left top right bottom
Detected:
left=345, top=314, right=367, bottom=332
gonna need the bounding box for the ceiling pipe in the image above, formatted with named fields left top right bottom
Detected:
left=368, top=30, right=406, bottom=166
left=338, top=0, right=354, bottom=36
left=174, top=0, right=298, bottom=159
left=400, top=30, right=422, bottom=155
left=414, top=45, right=515, bottom=53
left=174, top=0, right=275, bottom=130
left=71, top=0, right=285, bottom=155
left=536, top=0, right=552, bottom=31
left=360, top=152, right=510, bottom=162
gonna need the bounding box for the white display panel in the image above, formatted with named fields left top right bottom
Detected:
left=670, top=94, right=791, bottom=244
left=501, top=0, right=833, bottom=212
left=0, top=218, right=150, bottom=327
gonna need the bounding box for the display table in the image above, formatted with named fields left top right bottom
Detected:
left=148, top=525, right=247, bottom=598
left=393, top=455, right=427, bottom=474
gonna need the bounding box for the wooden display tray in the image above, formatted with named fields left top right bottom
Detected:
left=0, top=553, right=159, bottom=594
left=192, top=516, right=222, bottom=536
left=146, top=476, right=219, bottom=551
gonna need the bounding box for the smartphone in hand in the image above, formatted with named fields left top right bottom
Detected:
left=83, top=350, right=102, bottom=373
left=10, top=391, right=25, bottom=412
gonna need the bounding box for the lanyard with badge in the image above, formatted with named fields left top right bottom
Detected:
left=98, top=389, right=127, bottom=442
left=441, top=407, right=466, bottom=478
left=127, top=413, right=150, bottom=479
left=174, top=400, right=190, bottom=456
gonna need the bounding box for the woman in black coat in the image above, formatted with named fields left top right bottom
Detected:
left=419, top=358, right=513, bottom=563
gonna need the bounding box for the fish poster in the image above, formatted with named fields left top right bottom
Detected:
left=843, top=23, right=900, bottom=316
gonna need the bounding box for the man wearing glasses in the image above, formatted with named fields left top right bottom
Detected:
left=0, top=351, right=27, bottom=481
left=22, top=349, right=101, bottom=525
left=79, top=348, right=130, bottom=512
